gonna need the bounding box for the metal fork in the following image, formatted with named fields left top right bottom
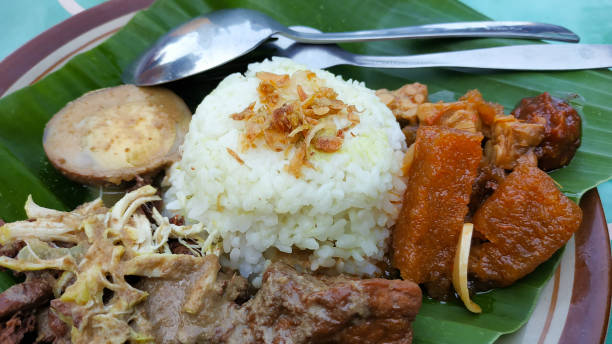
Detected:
left=266, top=26, right=612, bottom=71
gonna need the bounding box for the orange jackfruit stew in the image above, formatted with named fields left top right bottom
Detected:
left=392, top=126, right=482, bottom=298
left=387, top=85, right=583, bottom=300
left=469, top=157, right=583, bottom=287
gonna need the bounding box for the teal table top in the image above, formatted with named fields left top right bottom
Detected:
left=0, top=0, right=610, bottom=342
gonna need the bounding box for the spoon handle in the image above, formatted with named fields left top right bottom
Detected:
left=282, top=21, right=579, bottom=43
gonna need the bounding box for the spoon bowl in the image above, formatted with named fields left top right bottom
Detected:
left=124, top=9, right=282, bottom=85
left=123, top=8, right=580, bottom=85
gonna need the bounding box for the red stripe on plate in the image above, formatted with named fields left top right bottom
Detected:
left=537, top=264, right=561, bottom=344
left=30, top=27, right=121, bottom=85
left=560, top=189, right=612, bottom=344
left=0, top=0, right=154, bottom=96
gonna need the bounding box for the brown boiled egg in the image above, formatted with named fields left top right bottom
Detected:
left=43, top=85, right=191, bottom=185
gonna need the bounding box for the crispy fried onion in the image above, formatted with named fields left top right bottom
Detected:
left=0, top=186, right=209, bottom=343
left=230, top=70, right=360, bottom=177
left=452, top=223, right=482, bottom=313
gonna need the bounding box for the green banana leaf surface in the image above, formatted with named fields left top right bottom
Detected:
left=0, top=0, right=611, bottom=343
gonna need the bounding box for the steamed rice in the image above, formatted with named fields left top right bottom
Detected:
left=163, top=57, right=406, bottom=284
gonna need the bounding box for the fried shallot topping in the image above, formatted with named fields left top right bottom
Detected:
left=230, top=70, right=360, bottom=178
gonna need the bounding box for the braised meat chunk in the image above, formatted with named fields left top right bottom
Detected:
left=392, top=126, right=482, bottom=298
left=469, top=158, right=583, bottom=287
left=512, top=92, right=581, bottom=171
left=245, top=263, right=421, bottom=344
left=0, top=277, right=56, bottom=344
left=0, top=311, right=36, bottom=344
left=0, top=279, right=53, bottom=320
left=35, top=307, right=70, bottom=344
left=137, top=255, right=422, bottom=344
left=135, top=254, right=248, bottom=344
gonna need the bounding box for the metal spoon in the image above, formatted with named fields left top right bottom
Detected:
left=268, top=26, right=612, bottom=71
left=122, top=8, right=579, bottom=85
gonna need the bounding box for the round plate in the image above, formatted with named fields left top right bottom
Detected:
left=0, top=1, right=610, bottom=343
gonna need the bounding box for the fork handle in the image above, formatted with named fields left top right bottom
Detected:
left=282, top=21, right=579, bottom=43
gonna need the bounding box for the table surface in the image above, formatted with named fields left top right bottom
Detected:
left=0, top=0, right=611, bottom=342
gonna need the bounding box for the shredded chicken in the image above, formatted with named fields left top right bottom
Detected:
left=230, top=70, right=360, bottom=178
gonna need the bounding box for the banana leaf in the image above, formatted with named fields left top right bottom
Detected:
left=0, top=0, right=611, bottom=343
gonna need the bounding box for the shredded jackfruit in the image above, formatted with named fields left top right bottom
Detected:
left=0, top=186, right=208, bottom=343
left=0, top=221, right=80, bottom=245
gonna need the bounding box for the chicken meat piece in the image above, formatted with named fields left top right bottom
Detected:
left=137, top=255, right=422, bottom=344
left=392, top=126, right=482, bottom=299
left=415, top=89, right=503, bottom=134
left=469, top=156, right=583, bottom=287
left=377, top=83, right=428, bottom=125
left=416, top=102, right=481, bottom=133
left=511, top=92, right=582, bottom=171
left=483, top=115, right=545, bottom=170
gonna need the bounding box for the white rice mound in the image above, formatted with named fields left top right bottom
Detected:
left=164, top=57, right=406, bottom=285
